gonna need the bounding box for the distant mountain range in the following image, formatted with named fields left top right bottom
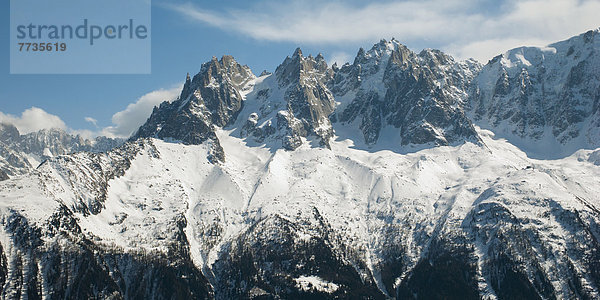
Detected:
left=0, top=123, right=123, bottom=178
left=0, top=28, right=599, bottom=299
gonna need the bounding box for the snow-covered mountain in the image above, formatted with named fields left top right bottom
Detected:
left=470, top=29, right=600, bottom=158
left=1, top=29, right=600, bottom=299
left=0, top=123, right=123, bottom=179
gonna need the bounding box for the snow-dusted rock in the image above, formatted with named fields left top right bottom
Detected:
left=331, top=39, right=482, bottom=147
left=0, top=123, right=123, bottom=178
left=470, top=29, right=600, bottom=158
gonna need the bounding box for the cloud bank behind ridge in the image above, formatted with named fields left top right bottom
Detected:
left=167, top=0, right=600, bottom=63
left=0, top=84, right=181, bottom=139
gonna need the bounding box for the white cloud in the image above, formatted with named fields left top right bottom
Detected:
left=101, top=84, right=182, bottom=138
left=167, top=0, right=600, bottom=62
left=445, top=37, right=551, bottom=64
left=329, top=52, right=352, bottom=67
left=85, top=117, right=98, bottom=127
left=1, top=84, right=181, bottom=140
left=70, top=129, right=98, bottom=140
left=0, top=107, right=67, bottom=134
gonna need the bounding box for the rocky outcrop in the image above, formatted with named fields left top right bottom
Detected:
left=332, top=39, right=482, bottom=147
left=0, top=123, right=19, bottom=143
left=133, top=56, right=255, bottom=162
left=0, top=141, right=31, bottom=178
left=240, top=48, right=336, bottom=150
left=277, top=50, right=336, bottom=149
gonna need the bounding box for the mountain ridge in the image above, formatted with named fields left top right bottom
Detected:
left=0, top=123, right=123, bottom=179
left=470, top=28, right=600, bottom=158
left=0, top=29, right=599, bottom=299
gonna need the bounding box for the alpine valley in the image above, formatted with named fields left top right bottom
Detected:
left=1, top=29, right=599, bottom=299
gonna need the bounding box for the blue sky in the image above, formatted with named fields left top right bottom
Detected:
left=1, top=0, right=599, bottom=138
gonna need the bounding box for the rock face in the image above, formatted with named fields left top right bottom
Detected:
left=470, top=29, right=600, bottom=156
left=0, top=123, right=123, bottom=178
left=238, top=48, right=336, bottom=150
left=0, top=123, right=19, bottom=143
left=332, top=39, right=482, bottom=146
left=0, top=205, right=213, bottom=299
left=589, top=149, right=600, bottom=165
left=133, top=56, right=255, bottom=162
left=274, top=49, right=336, bottom=149
left=136, top=42, right=481, bottom=153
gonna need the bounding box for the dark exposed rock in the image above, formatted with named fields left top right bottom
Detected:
left=133, top=56, right=255, bottom=162
left=237, top=49, right=338, bottom=150
left=214, top=212, right=385, bottom=299
left=0, top=123, right=20, bottom=143
left=272, top=49, right=336, bottom=149
left=333, top=39, right=482, bottom=147
left=0, top=170, right=8, bottom=181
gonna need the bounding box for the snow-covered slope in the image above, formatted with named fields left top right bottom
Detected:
left=1, top=30, right=600, bottom=299
left=1, top=126, right=599, bottom=299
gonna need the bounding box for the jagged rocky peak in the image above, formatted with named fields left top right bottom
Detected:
left=333, top=38, right=482, bottom=146
left=16, top=128, right=122, bottom=157
left=20, top=128, right=86, bottom=155
left=358, top=38, right=413, bottom=75
left=275, top=47, right=332, bottom=87
left=179, top=55, right=255, bottom=125
left=0, top=123, right=20, bottom=143
left=133, top=55, right=256, bottom=162
left=181, top=55, right=255, bottom=100
left=242, top=48, right=336, bottom=150
left=470, top=28, right=600, bottom=156
left=331, top=39, right=412, bottom=94
left=418, top=48, right=453, bottom=65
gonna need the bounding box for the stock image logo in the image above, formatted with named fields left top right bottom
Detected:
left=16, top=19, right=148, bottom=46
left=10, top=0, right=151, bottom=74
